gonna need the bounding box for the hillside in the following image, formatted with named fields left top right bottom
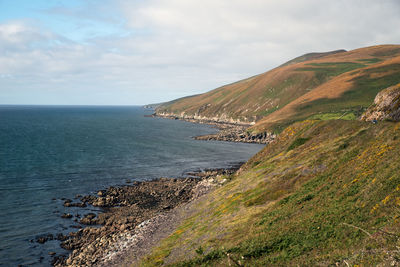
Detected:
left=140, top=45, right=400, bottom=266
left=140, top=119, right=400, bottom=266
left=155, top=45, right=400, bottom=132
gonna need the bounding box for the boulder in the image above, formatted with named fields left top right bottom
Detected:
left=61, top=213, right=73, bottom=219
left=79, top=213, right=97, bottom=225
left=361, top=84, right=400, bottom=122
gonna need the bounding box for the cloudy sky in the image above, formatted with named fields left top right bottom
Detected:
left=1, top=0, right=400, bottom=105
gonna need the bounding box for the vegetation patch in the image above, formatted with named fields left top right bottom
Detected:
left=296, top=62, right=366, bottom=84
left=357, top=58, right=383, bottom=64
left=287, top=137, right=310, bottom=151
left=308, top=112, right=356, bottom=121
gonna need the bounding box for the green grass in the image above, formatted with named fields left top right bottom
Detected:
left=357, top=58, right=383, bottom=64
left=308, top=112, right=357, bottom=120
left=140, top=120, right=400, bottom=266
left=286, top=137, right=310, bottom=151
left=296, top=62, right=366, bottom=84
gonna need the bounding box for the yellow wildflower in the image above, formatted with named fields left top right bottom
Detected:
left=370, top=203, right=379, bottom=213
left=381, top=195, right=391, bottom=205
left=396, top=197, right=400, bottom=206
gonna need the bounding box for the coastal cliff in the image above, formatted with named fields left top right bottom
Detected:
left=155, top=111, right=255, bottom=126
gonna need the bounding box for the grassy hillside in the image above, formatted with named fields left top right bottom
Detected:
left=140, top=119, right=400, bottom=266
left=156, top=45, right=400, bottom=131
left=254, top=48, right=400, bottom=132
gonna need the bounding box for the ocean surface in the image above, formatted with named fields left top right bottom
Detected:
left=0, top=105, right=264, bottom=266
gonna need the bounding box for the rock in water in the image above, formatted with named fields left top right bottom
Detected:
left=61, top=213, right=73, bottom=219
left=361, top=84, right=400, bottom=122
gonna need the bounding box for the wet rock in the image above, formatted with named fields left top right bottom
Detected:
left=61, top=213, right=73, bottom=219
left=56, top=233, right=69, bottom=241
left=36, top=234, right=53, bottom=244
left=51, top=255, right=66, bottom=266
left=79, top=213, right=97, bottom=225
left=70, top=202, right=87, bottom=208
left=80, top=195, right=96, bottom=203
left=63, top=199, right=72, bottom=207
left=36, top=237, right=48, bottom=244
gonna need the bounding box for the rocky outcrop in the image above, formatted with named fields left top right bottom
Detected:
left=195, top=127, right=275, bottom=144
left=361, top=84, right=400, bottom=122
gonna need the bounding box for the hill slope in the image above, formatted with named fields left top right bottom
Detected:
left=156, top=45, right=400, bottom=132
left=142, top=45, right=400, bottom=266
left=140, top=119, right=400, bottom=266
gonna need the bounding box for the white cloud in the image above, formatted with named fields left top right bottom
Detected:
left=1, top=0, right=400, bottom=104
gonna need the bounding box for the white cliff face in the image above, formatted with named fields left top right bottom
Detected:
left=156, top=111, right=255, bottom=126
left=361, top=84, right=400, bottom=122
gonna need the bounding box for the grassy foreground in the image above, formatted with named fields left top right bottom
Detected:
left=139, top=119, right=400, bottom=266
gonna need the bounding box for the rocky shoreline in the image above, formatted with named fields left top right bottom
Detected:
left=151, top=113, right=275, bottom=144
left=194, top=126, right=276, bottom=144
left=46, top=167, right=238, bottom=266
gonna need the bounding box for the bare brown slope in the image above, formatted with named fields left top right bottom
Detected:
left=253, top=46, right=400, bottom=132
left=156, top=45, right=400, bottom=128
left=279, top=49, right=346, bottom=67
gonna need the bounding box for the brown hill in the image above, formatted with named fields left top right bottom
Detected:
left=156, top=45, right=400, bottom=132
left=278, top=49, right=347, bottom=67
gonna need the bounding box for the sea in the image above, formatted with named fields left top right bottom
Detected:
left=0, top=105, right=264, bottom=266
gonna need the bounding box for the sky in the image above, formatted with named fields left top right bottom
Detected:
left=0, top=0, right=400, bottom=105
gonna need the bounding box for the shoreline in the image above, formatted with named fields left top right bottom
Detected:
left=49, top=167, right=239, bottom=266
left=151, top=112, right=275, bottom=144
left=32, top=112, right=266, bottom=266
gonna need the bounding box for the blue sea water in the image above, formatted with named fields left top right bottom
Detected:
left=0, top=105, right=264, bottom=266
